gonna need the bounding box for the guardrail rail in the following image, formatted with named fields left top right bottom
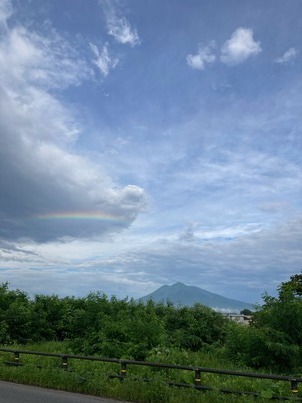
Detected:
left=0, top=347, right=301, bottom=400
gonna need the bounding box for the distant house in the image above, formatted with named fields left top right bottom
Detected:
left=223, top=313, right=253, bottom=325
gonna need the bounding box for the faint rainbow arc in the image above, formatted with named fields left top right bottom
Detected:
left=34, top=211, right=126, bottom=223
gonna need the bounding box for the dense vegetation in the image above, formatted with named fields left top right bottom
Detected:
left=226, top=274, right=302, bottom=372
left=1, top=273, right=302, bottom=376
left=0, top=283, right=226, bottom=360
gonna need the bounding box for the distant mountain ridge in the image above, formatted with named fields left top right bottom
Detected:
left=138, top=282, right=255, bottom=312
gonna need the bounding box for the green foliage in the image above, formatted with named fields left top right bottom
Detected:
left=0, top=282, right=228, bottom=360
left=1, top=274, right=302, bottom=376
left=225, top=322, right=300, bottom=371
left=278, top=273, right=302, bottom=299
left=225, top=272, right=302, bottom=373
left=164, top=303, right=227, bottom=351
left=0, top=282, right=32, bottom=343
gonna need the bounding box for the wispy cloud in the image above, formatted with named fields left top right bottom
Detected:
left=0, top=25, right=92, bottom=90
left=99, top=0, right=140, bottom=47
left=275, top=47, right=298, bottom=64
left=186, top=41, right=216, bottom=70
left=220, top=27, right=261, bottom=65
left=90, top=42, right=119, bottom=76
left=108, top=16, right=140, bottom=46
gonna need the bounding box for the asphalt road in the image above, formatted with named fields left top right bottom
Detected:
left=0, top=381, right=129, bottom=403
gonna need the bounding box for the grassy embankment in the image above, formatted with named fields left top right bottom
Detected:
left=0, top=341, right=296, bottom=402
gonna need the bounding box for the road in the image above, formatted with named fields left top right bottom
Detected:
left=0, top=381, right=130, bottom=403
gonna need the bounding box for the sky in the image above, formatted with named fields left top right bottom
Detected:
left=0, top=0, right=301, bottom=304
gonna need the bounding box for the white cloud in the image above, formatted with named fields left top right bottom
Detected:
left=1, top=214, right=301, bottom=301
left=90, top=42, right=119, bottom=76
left=0, top=3, right=146, bottom=242
left=275, top=47, right=298, bottom=64
left=0, top=25, right=92, bottom=90
left=187, top=29, right=261, bottom=69
left=99, top=0, right=140, bottom=47
left=108, top=16, right=140, bottom=46
left=186, top=41, right=216, bottom=70
left=221, top=27, right=261, bottom=65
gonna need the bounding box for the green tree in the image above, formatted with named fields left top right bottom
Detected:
left=31, top=294, right=68, bottom=341
left=226, top=273, right=302, bottom=373
left=0, top=282, right=32, bottom=343
left=278, top=273, right=302, bottom=299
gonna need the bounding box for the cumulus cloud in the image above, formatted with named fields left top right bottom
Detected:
left=99, top=0, right=140, bottom=46
left=221, top=27, right=261, bottom=65
left=275, top=47, right=298, bottom=64
left=186, top=41, right=216, bottom=70
left=187, top=28, right=261, bottom=70
left=90, top=42, right=119, bottom=76
left=0, top=1, right=146, bottom=242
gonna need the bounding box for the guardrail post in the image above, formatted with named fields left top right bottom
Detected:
left=120, top=362, right=127, bottom=379
left=14, top=352, right=20, bottom=364
left=290, top=379, right=299, bottom=394
left=61, top=356, right=68, bottom=371
left=194, top=369, right=201, bottom=387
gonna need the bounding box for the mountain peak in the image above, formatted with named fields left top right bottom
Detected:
left=139, top=282, right=254, bottom=312
left=171, top=282, right=186, bottom=287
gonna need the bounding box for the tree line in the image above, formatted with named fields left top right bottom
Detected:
left=0, top=273, right=301, bottom=374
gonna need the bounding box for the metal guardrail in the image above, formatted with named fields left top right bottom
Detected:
left=0, top=348, right=301, bottom=400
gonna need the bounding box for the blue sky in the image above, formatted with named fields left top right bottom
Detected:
left=0, top=0, right=301, bottom=304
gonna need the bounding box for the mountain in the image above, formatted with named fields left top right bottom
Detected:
left=138, top=282, right=255, bottom=312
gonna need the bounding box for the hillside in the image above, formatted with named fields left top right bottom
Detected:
left=138, top=282, right=255, bottom=312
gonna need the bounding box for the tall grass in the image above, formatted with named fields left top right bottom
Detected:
left=0, top=342, right=297, bottom=402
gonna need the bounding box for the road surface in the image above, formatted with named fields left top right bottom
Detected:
left=0, top=381, right=129, bottom=403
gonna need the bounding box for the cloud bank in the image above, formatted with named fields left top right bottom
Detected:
left=0, top=1, right=146, bottom=242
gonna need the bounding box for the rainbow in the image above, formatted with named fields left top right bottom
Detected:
left=35, top=211, right=126, bottom=223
